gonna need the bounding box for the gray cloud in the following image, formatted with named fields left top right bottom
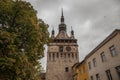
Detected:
left=25, top=0, right=120, bottom=70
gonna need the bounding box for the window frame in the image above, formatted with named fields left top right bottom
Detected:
left=90, top=76, right=93, bottom=80
left=96, top=73, right=100, bottom=80
left=93, top=58, right=97, bottom=67
left=65, top=67, right=69, bottom=72
left=88, top=62, right=91, bottom=70
left=100, top=52, right=106, bottom=62
left=109, top=45, right=117, bottom=57
left=106, top=69, right=113, bottom=80
left=115, top=65, right=120, bottom=78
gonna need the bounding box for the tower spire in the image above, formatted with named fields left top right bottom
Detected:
left=59, top=8, right=66, bottom=32
left=62, top=8, right=63, bottom=17
left=51, top=26, right=55, bottom=38
left=61, top=8, right=64, bottom=23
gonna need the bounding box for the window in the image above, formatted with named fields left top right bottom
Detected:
left=61, top=53, right=62, bottom=57
left=93, top=58, right=97, bottom=67
left=76, top=54, right=77, bottom=58
left=100, top=52, right=106, bottom=62
left=72, top=53, right=74, bottom=58
left=96, top=74, right=100, bottom=80
left=109, top=45, right=117, bottom=57
left=65, top=67, right=69, bottom=72
left=90, top=76, right=93, bottom=80
left=106, top=70, right=113, bottom=80
left=53, top=53, right=55, bottom=61
left=88, top=62, right=91, bottom=70
left=59, top=46, right=63, bottom=52
left=83, top=66, right=85, bottom=73
left=57, top=53, right=59, bottom=58
left=79, top=69, right=82, bottom=75
left=49, top=53, right=51, bottom=60
left=64, top=53, right=66, bottom=58
left=115, top=65, right=120, bottom=78
left=68, top=53, right=70, bottom=58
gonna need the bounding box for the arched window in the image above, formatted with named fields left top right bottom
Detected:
left=68, top=53, right=70, bottom=58
left=76, top=54, right=77, bottom=59
left=65, top=67, right=69, bottom=72
left=72, top=53, right=74, bottom=58
left=49, top=53, right=51, bottom=60
left=57, top=53, right=59, bottom=58
left=64, top=53, right=66, bottom=58
left=61, top=53, right=62, bottom=57
left=53, top=53, right=55, bottom=61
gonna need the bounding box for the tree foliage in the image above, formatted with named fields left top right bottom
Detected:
left=0, top=0, right=49, bottom=80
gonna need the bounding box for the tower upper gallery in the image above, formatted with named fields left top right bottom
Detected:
left=51, top=9, right=76, bottom=40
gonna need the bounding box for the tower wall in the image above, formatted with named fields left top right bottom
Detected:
left=46, top=42, right=79, bottom=80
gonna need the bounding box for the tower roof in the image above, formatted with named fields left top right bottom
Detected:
left=56, top=9, right=69, bottom=39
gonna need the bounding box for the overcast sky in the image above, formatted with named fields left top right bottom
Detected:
left=25, top=0, right=120, bottom=70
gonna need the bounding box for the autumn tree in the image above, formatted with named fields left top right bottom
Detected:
left=0, top=0, right=49, bottom=80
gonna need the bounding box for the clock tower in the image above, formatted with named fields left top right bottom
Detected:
left=46, top=9, right=79, bottom=80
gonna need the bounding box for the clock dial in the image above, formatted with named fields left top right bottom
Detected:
left=66, top=46, right=71, bottom=51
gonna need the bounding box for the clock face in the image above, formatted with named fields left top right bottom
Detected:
left=66, top=46, right=71, bottom=51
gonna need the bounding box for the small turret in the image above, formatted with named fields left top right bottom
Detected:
left=71, top=26, right=75, bottom=39
left=59, top=8, right=66, bottom=32
left=51, top=27, right=55, bottom=39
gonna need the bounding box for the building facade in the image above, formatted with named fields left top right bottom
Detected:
left=77, top=60, right=89, bottom=80
left=72, top=60, right=89, bottom=80
left=46, top=10, right=79, bottom=80
left=72, top=63, right=79, bottom=80
left=85, top=29, right=120, bottom=80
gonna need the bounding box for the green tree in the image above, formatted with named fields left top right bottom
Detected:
left=0, top=0, right=49, bottom=80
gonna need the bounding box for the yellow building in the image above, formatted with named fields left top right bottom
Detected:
left=72, top=60, right=89, bottom=80
left=72, top=63, right=79, bottom=80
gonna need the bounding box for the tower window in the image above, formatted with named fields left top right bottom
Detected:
left=65, top=67, right=69, bottom=72
left=57, top=53, right=59, bottom=58
left=68, top=53, right=70, bottom=58
left=49, top=53, right=51, bottom=60
left=64, top=53, right=66, bottom=58
left=53, top=53, right=55, bottom=61
left=59, top=46, right=63, bottom=52
left=61, top=53, right=62, bottom=57
left=72, top=53, right=74, bottom=58
left=76, top=54, right=77, bottom=58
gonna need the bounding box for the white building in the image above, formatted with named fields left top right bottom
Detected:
left=85, top=29, right=120, bottom=80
